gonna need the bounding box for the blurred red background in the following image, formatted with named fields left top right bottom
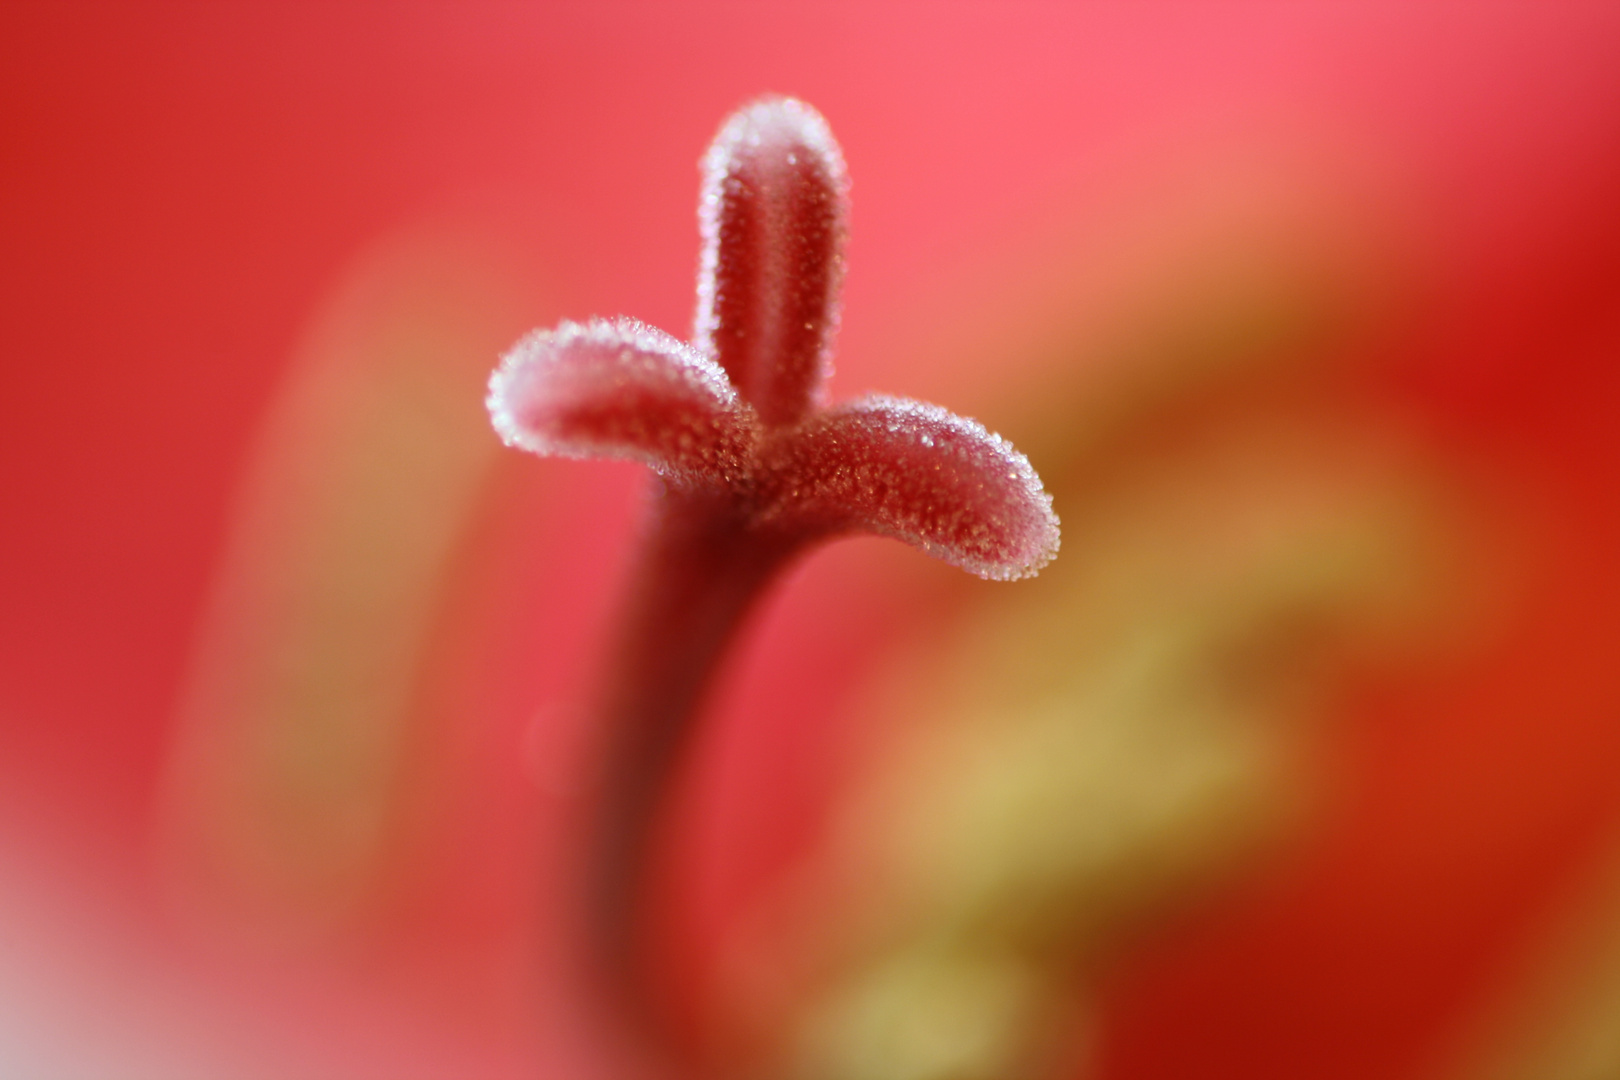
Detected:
left=4, top=4, right=1620, bottom=1078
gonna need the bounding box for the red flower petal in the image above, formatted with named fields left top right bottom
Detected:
left=487, top=317, right=755, bottom=482
left=756, top=395, right=1060, bottom=580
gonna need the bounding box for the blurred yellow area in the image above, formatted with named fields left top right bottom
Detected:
left=159, top=225, right=545, bottom=948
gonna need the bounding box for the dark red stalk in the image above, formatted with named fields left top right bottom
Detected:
left=585, top=488, right=801, bottom=1004
left=488, top=96, right=1059, bottom=1059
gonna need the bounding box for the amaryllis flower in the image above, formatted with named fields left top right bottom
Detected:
left=6, top=8, right=1620, bottom=1080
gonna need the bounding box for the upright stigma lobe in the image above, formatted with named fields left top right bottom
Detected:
left=694, top=97, right=849, bottom=429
